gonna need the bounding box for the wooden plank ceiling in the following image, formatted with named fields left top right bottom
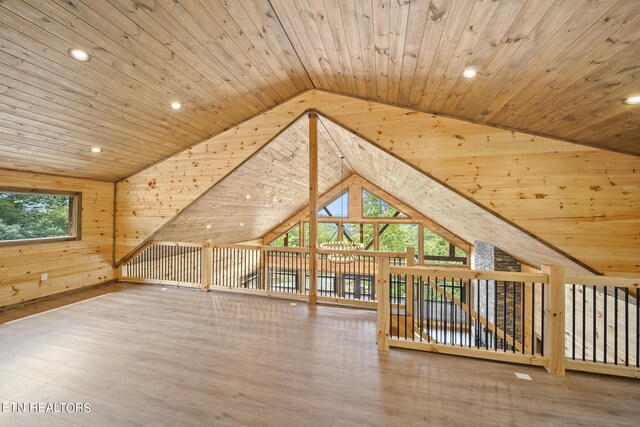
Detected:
left=153, top=112, right=593, bottom=274
left=154, top=115, right=353, bottom=243
left=0, top=0, right=638, bottom=181
left=117, top=90, right=640, bottom=274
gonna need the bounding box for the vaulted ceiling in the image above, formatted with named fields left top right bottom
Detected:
left=115, top=90, right=640, bottom=274
left=0, top=0, right=638, bottom=181
left=153, top=113, right=594, bottom=275
left=154, top=115, right=354, bottom=243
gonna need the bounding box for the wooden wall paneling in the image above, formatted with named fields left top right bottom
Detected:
left=114, top=91, right=316, bottom=263
left=0, top=170, right=114, bottom=308
left=152, top=113, right=352, bottom=247
left=316, top=114, right=594, bottom=275
left=306, top=91, right=640, bottom=275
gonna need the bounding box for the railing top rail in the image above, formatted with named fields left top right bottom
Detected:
left=212, top=244, right=407, bottom=258
left=211, top=243, right=264, bottom=251
left=317, top=248, right=406, bottom=257
left=151, top=241, right=204, bottom=248
left=265, top=246, right=311, bottom=254
left=565, top=274, right=640, bottom=289
left=388, top=264, right=548, bottom=283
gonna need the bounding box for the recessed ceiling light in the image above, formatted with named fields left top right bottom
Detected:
left=240, top=222, right=244, bottom=226
left=90, top=147, right=102, bottom=153
left=462, top=68, right=477, bottom=79
left=170, top=101, right=182, bottom=110
left=68, top=48, right=91, bottom=62
left=272, top=198, right=278, bottom=203
left=206, top=224, right=211, bottom=229
left=245, top=195, right=251, bottom=200
left=622, top=95, right=640, bottom=105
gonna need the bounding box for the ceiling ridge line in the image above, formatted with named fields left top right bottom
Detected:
left=310, top=88, right=640, bottom=159
left=317, top=114, right=355, bottom=171
left=115, top=109, right=315, bottom=266
left=315, top=111, right=601, bottom=276
left=266, top=0, right=316, bottom=91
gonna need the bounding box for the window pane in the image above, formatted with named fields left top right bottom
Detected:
left=378, top=223, right=418, bottom=252
left=268, top=224, right=300, bottom=247
left=342, top=223, right=374, bottom=249
left=0, top=191, right=74, bottom=242
left=317, top=223, right=338, bottom=245
left=363, top=189, right=407, bottom=218
left=424, top=229, right=450, bottom=257
left=318, top=191, right=348, bottom=217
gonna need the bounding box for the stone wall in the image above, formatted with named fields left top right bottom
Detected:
left=473, top=242, right=523, bottom=347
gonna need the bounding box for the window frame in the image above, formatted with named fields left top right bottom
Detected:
left=0, top=187, right=82, bottom=247
left=361, top=187, right=409, bottom=219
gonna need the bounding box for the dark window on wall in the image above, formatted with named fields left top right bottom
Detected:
left=0, top=188, right=81, bottom=245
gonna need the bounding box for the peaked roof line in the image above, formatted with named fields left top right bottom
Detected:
left=261, top=172, right=470, bottom=252
left=311, top=89, right=640, bottom=159
left=116, top=108, right=314, bottom=266
left=314, top=112, right=600, bottom=275
left=116, top=92, right=621, bottom=273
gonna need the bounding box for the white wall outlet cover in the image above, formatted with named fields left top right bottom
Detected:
left=41, top=273, right=48, bottom=281
left=515, top=373, right=532, bottom=380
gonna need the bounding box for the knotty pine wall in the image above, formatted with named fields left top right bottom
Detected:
left=0, top=170, right=114, bottom=308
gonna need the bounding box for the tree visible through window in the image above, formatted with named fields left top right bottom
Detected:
left=363, top=189, right=408, bottom=218
left=0, top=190, right=79, bottom=243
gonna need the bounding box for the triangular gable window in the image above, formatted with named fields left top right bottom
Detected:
left=268, top=224, right=300, bottom=247
left=362, top=189, right=408, bottom=218
left=318, top=191, right=348, bottom=217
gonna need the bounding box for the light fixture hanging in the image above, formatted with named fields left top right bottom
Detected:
left=320, top=155, right=363, bottom=263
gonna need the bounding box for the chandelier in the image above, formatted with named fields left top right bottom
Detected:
left=319, top=154, right=363, bottom=263
left=321, top=240, right=364, bottom=263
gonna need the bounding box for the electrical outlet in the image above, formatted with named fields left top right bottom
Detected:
left=41, top=273, right=48, bottom=281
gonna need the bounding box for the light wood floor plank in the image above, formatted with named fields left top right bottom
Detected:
left=0, top=282, right=638, bottom=426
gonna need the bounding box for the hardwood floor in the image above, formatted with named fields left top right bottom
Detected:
left=0, top=283, right=638, bottom=426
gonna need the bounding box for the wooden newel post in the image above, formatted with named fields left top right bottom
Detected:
left=406, top=247, right=415, bottom=318
left=260, top=248, right=268, bottom=291
left=542, top=264, right=566, bottom=375
left=201, top=240, right=213, bottom=292
left=376, top=257, right=391, bottom=351
left=308, top=111, right=318, bottom=305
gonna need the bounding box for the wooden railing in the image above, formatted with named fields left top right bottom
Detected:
left=121, top=242, right=202, bottom=287
left=208, top=244, right=411, bottom=307
left=563, top=274, right=639, bottom=378
left=377, top=259, right=639, bottom=378
left=121, top=243, right=638, bottom=378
